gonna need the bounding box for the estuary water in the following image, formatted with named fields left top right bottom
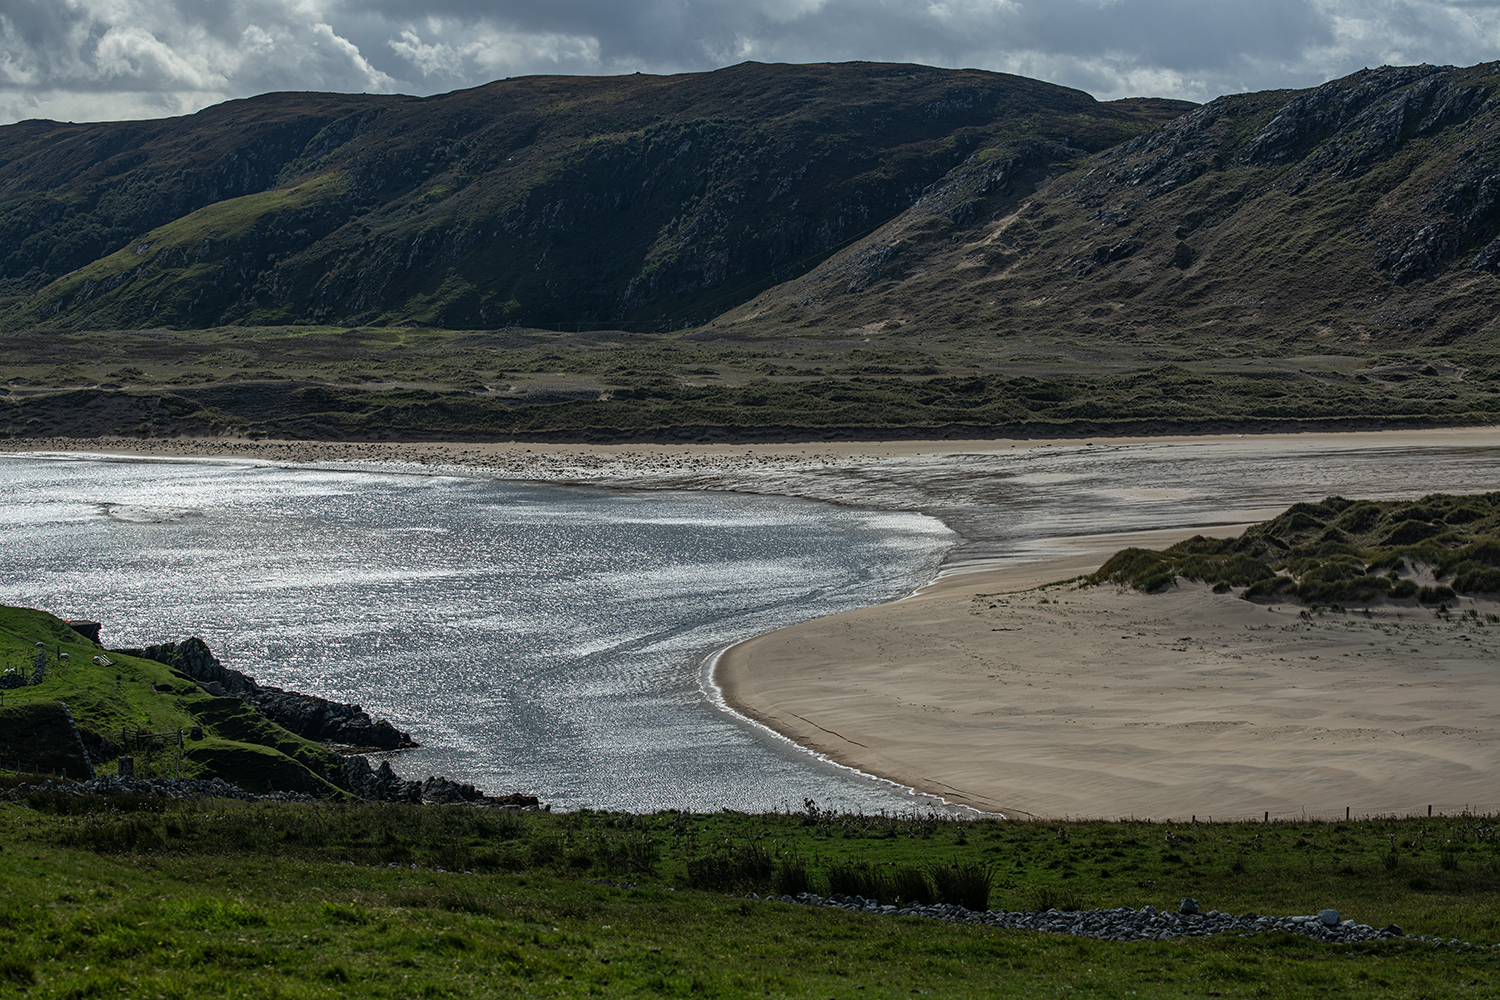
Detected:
left=0, top=455, right=955, bottom=812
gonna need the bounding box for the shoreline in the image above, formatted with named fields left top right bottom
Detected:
left=4, top=423, right=1499, bottom=465
left=9, top=428, right=1500, bottom=819
left=712, top=524, right=1256, bottom=819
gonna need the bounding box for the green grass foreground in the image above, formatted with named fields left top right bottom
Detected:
left=3, top=790, right=1498, bottom=998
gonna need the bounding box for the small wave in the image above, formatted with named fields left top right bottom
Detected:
left=98, top=503, right=204, bottom=524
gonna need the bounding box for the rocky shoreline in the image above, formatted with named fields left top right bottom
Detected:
left=119, top=637, right=542, bottom=808
left=128, top=637, right=418, bottom=752
left=337, top=757, right=542, bottom=809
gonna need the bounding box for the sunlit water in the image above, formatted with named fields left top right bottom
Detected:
left=0, top=456, right=955, bottom=812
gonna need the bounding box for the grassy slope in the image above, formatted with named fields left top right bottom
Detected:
left=0, top=606, right=344, bottom=794
left=714, top=64, right=1500, bottom=354
left=11, top=66, right=1500, bottom=439
left=1, top=797, right=1497, bottom=997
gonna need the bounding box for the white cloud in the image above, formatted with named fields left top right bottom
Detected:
left=3, top=0, right=1500, bottom=123
left=0, top=0, right=398, bottom=121
left=389, top=28, right=466, bottom=77
left=93, top=25, right=225, bottom=88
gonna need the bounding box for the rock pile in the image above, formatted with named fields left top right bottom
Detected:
left=766, top=894, right=1488, bottom=949
left=337, top=757, right=541, bottom=808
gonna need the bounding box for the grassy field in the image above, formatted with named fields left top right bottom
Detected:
left=2, top=790, right=1498, bottom=997
left=4, top=322, right=1499, bottom=440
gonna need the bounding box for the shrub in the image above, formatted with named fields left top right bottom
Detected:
left=685, top=843, right=774, bottom=893
left=1452, top=565, right=1500, bottom=593
left=598, top=835, right=660, bottom=875
left=929, top=861, right=994, bottom=911
left=771, top=855, right=812, bottom=897
left=890, top=865, right=934, bottom=905
left=824, top=860, right=888, bottom=901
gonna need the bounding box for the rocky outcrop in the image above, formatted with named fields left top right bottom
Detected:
left=127, top=637, right=417, bottom=751
left=338, top=756, right=541, bottom=808
left=1075, top=62, right=1500, bottom=288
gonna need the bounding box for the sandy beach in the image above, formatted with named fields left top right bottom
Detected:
left=7, top=427, right=1500, bottom=820
left=717, top=550, right=1500, bottom=821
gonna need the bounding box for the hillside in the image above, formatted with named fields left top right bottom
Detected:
left=717, top=62, right=1500, bottom=355
left=0, top=63, right=1187, bottom=333
left=0, top=605, right=344, bottom=793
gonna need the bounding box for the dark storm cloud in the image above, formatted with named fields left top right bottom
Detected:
left=2, top=0, right=1499, bottom=124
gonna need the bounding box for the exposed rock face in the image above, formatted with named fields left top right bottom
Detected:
left=129, top=637, right=417, bottom=751
left=1075, top=62, right=1500, bottom=287
left=729, top=60, right=1500, bottom=351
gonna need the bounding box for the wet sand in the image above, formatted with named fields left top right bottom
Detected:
left=7, top=427, right=1500, bottom=819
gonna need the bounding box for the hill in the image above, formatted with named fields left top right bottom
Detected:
left=0, top=605, right=343, bottom=793
left=717, top=62, right=1500, bottom=354
left=0, top=63, right=1187, bottom=333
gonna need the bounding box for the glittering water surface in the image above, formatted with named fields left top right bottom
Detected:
left=0, top=456, right=954, bottom=812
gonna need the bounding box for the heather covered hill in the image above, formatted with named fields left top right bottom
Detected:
left=715, top=62, right=1500, bottom=355
left=0, top=63, right=1189, bottom=333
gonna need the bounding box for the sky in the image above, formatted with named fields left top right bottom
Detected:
left=1, top=1, right=1498, bottom=125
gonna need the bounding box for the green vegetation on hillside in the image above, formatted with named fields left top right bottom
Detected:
left=2, top=794, right=1498, bottom=997
left=722, top=63, right=1500, bottom=357
left=10, top=63, right=1500, bottom=438
left=1091, top=493, right=1500, bottom=606
left=0, top=605, right=344, bottom=794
